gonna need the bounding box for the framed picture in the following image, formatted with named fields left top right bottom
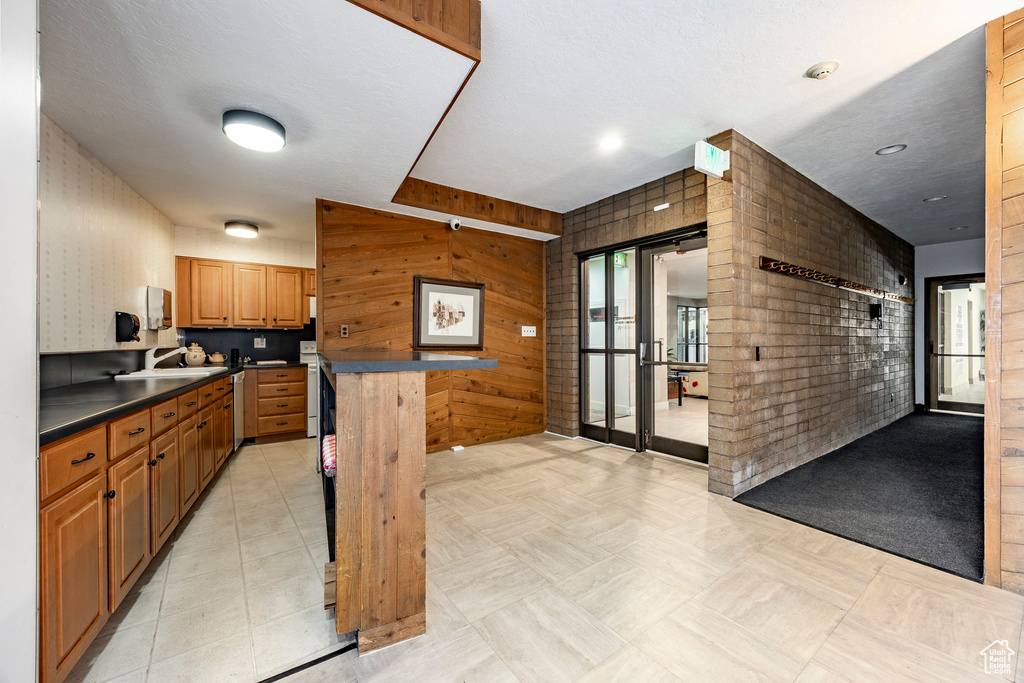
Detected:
left=413, top=276, right=485, bottom=350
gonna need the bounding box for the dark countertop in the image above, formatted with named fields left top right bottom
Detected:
left=40, top=366, right=242, bottom=447
left=318, top=350, right=498, bottom=374
left=243, top=361, right=309, bottom=370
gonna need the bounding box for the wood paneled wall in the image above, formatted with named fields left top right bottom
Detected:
left=317, top=200, right=546, bottom=452
left=985, top=10, right=1024, bottom=592
left=345, top=0, right=481, bottom=60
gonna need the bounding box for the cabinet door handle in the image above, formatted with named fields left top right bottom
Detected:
left=158, top=452, right=166, bottom=460
left=104, top=490, right=116, bottom=499
left=204, top=393, right=213, bottom=398
left=277, top=388, right=287, bottom=392
left=186, top=401, right=197, bottom=407
left=149, top=459, right=158, bottom=467
left=277, top=422, right=287, bottom=426
left=224, top=404, right=231, bottom=410
left=71, top=452, right=95, bottom=465
left=129, top=427, right=146, bottom=436
left=223, top=316, right=227, bottom=321
left=277, top=404, right=287, bottom=408
left=163, top=412, right=176, bottom=418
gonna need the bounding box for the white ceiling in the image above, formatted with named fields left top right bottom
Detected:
left=39, top=0, right=472, bottom=242
left=40, top=0, right=1024, bottom=246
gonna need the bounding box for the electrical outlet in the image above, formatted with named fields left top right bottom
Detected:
left=340, top=325, right=349, bottom=338
left=254, top=336, right=266, bottom=349
left=890, top=393, right=894, bottom=403
left=521, top=325, right=537, bottom=337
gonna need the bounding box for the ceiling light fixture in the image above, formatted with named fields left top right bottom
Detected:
left=224, top=221, right=259, bottom=239
left=875, top=144, right=907, bottom=156
left=923, top=195, right=948, bottom=202
left=600, top=136, right=622, bottom=151
left=653, top=203, right=670, bottom=212
left=222, top=110, right=286, bottom=152
left=949, top=225, right=969, bottom=231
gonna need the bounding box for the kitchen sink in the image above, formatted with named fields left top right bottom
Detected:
left=114, top=366, right=230, bottom=380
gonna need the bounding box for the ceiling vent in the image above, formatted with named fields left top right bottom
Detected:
left=805, top=61, right=840, bottom=80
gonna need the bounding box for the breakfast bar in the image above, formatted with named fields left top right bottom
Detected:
left=318, top=350, right=498, bottom=653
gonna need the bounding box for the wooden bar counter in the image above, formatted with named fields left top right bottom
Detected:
left=318, top=350, right=497, bottom=653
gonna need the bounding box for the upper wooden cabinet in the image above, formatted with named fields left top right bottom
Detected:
left=268, top=266, right=304, bottom=328
left=189, top=260, right=231, bottom=327
left=232, top=263, right=268, bottom=327
left=176, top=257, right=311, bottom=329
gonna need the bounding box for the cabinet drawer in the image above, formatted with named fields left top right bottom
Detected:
left=258, top=367, right=306, bottom=384
left=177, top=389, right=199, bottom=419
left=258, top=381, right=305, bottom=398
left=150, top=398, right=179, bottom=437
left=257, top=413, right=306, bottom=435
left=108, top=410, right=151, bottom=461
left=257, top=395, right=305, bottom=416
left=40, top=425, right=107, bottom=503
left=212, top=377, right=230, bottom=398
left=197, top=382, right=218, bottom=409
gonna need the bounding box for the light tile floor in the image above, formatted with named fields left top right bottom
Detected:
left=76, top=433, right=1024, bottom=683
left=68, top=437, right=350, bottom=683
left=296, top=432, right=1024, bottom=683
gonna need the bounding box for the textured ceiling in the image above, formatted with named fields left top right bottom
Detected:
left=39, top=0, right=472, bottom=243
left=40, top=0, right=1023, bottom=247
left=414, top=0, right=1022, bottom=246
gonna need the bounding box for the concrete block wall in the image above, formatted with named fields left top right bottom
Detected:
left=705, top=130, right=915, bottom=496
left=545, top=169, right=708, bottom=436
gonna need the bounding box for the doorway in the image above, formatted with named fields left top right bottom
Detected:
left=579, top=228, right=709, bottom=462
left=925, top=274, right=985, bottom=414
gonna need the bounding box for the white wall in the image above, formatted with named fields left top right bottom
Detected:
left=39, top=115, right=178, bottom=352
left=176, top=225, right=315, bottom=268
left=0, top=0, right=39, bottom=679
left=914, top=238, right=986, bottom=404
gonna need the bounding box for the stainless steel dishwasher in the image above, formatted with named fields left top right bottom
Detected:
left=232, top=370, right=245, bottom=450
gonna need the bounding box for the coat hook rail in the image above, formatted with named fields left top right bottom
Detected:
left=759, top=256, right=915, bottom=304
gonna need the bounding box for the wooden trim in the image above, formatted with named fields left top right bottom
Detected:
left=344, top=0, right=481, bottom=62
left=393, top=176, right=563, bottom=236
left=985, top=16, right=1004, bottom=588
left=357, top=611, right=426, bottom=654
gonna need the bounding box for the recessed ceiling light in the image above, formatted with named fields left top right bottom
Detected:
left=875, top=144, right=907, bottom=156
left=949, top=225, right=969, bottom=231
left=653, top=203, right=670, bottom=212
left=600, top=136, right=622, bottom=151
left=923, top=195, right=948, bottom=202
left=224, top=221, right=259, bottom=239
left=222, top=110, right=286, bottom=152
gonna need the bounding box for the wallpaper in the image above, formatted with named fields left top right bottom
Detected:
left=175, top=225, right=315, bottom=268
left=39, top=115, right=178, bottom=352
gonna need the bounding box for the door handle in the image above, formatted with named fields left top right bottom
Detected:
left=104, top=490, right=116, bottom=500
left=71, top=452, right=95, bottom=465
left=128, top=427, right=145, bottom=436
left=163, top=412, right=176, bottom=418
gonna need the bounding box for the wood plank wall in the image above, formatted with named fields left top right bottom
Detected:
left=345, top=0, right=481, bottom=60
left=317, top=200, right=546, bottom=452
left=986, top=10, right=1024, bottom=592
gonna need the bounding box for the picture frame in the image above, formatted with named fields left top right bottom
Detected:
left=413, top=276, right=485, bottom=350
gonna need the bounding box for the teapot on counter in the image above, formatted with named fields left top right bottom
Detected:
left=184, top=343, right=207, bottom=367
left=208, top=351, right=227, bottom=364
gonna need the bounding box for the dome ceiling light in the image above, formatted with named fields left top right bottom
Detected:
left=224, top=221, right=259, bottom=239
left=222, top=110, right=286, bottom=152
left=875, top=144, right=907, bottom=156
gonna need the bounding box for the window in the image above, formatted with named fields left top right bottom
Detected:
left=675, top=306, right=707, bottom=363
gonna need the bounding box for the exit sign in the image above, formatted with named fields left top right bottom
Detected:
left=613, top=253, right=628, bottom=268
left=695, top=140, right=730, bottom=179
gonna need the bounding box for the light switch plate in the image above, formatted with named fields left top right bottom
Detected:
left=522, top=326, right=537, bottom=337
left=254, top=337, right=266, bottom=349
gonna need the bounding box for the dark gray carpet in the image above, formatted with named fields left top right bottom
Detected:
left=735, top=412, right=984, bottom=581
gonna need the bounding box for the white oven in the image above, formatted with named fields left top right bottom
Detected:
left=299, top=341, right=317, bottom=437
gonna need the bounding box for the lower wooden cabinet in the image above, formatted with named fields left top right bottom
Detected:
left=215, top=394, right=234, bottom=470
left=107, top=447, right=152, bottom=612
left=178, top=414, right=200, bottom=519
left=198, top=405, right=216, bottom=490
left=149, top=429, right=179, bottom=555
left=40, top=473, right=108, bottom=683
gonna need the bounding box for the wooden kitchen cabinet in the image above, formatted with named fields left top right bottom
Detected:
left=198, top=405, right=216, bottom=490
left=178, top=413, right=200, bottom=518
left=189, top=259, right=232, bottom=327
left=213, top=395, right=232, bottom=470
left=40, top=473, right=108, bottom=683
left=149, top=429, right=179, bottom=555
left=107, top=447, right=151, bottom=611
left=303, top=268, right=316, bottom=296
left=232, top=262, right=268, bottom=327
left=268, top=266, right=305, bottom=328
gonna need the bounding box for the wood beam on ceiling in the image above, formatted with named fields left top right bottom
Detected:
left=345, top=0, right=481, bottom=62
left=392, top=176, right=563, bottom=237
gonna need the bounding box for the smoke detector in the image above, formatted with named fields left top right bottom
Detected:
left=805, top=61, right=840, bottom=80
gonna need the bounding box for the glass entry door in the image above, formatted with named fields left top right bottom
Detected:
left=581, top=249, right=640, bottom=449
left=926, top=274, right=985, bottom=414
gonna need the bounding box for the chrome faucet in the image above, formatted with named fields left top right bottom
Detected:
left=145, top=346, right=186, bottom=370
